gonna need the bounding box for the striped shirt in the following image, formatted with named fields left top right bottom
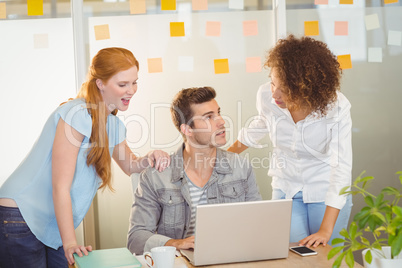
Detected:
left=185, top=172, right=208, bottom=237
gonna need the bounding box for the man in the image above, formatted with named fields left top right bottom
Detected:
left=127, top=87, right=262, bottom=255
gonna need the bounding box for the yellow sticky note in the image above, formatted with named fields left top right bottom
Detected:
left=384, top=0, right=398, bottom=4
left=161, top=0, right=176, bottom=10
left=206, top=21, right=221, bottom=37
left=148, top=58, right=163, bottom=73
left=130, top=0, right=146, bottom=14
left=214, top=59, right=229, bottom=74
left=192, top=0, right=208, bottom=10
left=0, top=3, right=6, bottom=19
left=27, top=0, right=43, bottom=16
left=170, top=22, right=185, bottom=37
left=246, top=57, right=262, bottom=73
left=94, top=25, right=110, bottom=40
left=340, top=0, right=353, bottom=4
left=304, top=21, right=319, bottom=36
left=243, top=20, right=258, bottom=36
left=337, top=54, right=352, bottom=70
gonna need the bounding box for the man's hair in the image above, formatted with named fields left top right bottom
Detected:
left=170, top=87, right=216, bottom=140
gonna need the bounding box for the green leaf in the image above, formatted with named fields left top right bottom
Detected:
left=339, top=186, right=351, bottom=195
left=340, top=228, right=351, bottom=240
left=396, top=171, right=402, bottom=184
left=350, top=221, right=357, bottom=238
left=391, top=230, right=402, bottom=258
left=328, top=246, right=344, bottom=260
left=332, top=238, right=346, bottom=245
left=365, top=196, right=374, bottom=207
left=361, top=236, right=370, bottom=246
left=345, top=250, right=354, bottom=268
left=332, top=252, right=346, bottom=268
left=382, top=187, right=399, bottom=196
left=393, top=206, right=402, bottom=217
left=365, top=250, right=373, bottom=264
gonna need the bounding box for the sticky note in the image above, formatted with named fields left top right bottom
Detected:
left=206, top=21, right=221, bottom=37
left=170, top=22, right=185, bottom=37
left=384, top=0, right=398, bottom=4
left=214, top=59, right=229, bottom=74
left=365, top=14, right=380, bottom=31
left=94, top=25, right=110, bottom=40
left=243, top=20, right=258, bottom=36
left=161, top=0, right=176, bottom=10
left=388, top=30, right=402, bottom=46
left=335, top=21, right=348, bottom=36
left=368, top=47, right=382, bottom=63
left=340, top=0, right=353, bottom=4
left=192, top=0, right=208, bottom=10
left=337, top=54, right=352, bottom=70
left=314, top=0, right=328, bottom=4
left=229, top=0, right=244, bottom=10
left=304, top=21, right=319, bottom=36
left=246, top=57, right=262, bottom=73
left=178, top=56, right=194, bottom=72
left=148, top=58, right=163, bottom=73
left=34, top=34, right=49, bottom=49
left=27, top=0, right=43, bottom=16
left=0, top=3, right=6, bottom=19
left=130, top=0, right=146, bottom=14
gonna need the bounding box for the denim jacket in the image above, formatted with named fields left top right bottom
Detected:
left=127, top=144, right=262, bottom=255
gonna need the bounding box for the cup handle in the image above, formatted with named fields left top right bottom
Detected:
left=143, top=252, right=154, bottom=267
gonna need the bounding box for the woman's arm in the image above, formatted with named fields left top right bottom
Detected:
left=227, top=140, right=249, bottom=154
left=52, top=119, right=92, bottom=265
left=298, top=206, right=340, bottom=247
left=112, top=140, right=170, bottom=175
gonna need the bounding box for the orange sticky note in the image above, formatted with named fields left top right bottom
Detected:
left=148, top=58, right=163, bottom=73
left=384, top=0, right=398, bottom=4
left=304, top=21, right=319, bottom=36
left=130, top=0, right=146, bottom=14
left=314, top=0, right=328, bottom=4
left=192, top=0, right=208, bottom=10
left=0, top=3, right=6, bottom=19
left=340, top=0, right=353, bottom=4
left=206, top=21, right=221, bottom=37
left=335, top=21, right=348, bottom=36
left=246, top=57, right=262, bottom=73
left=161, top=0, right=176, bottom=10
left=337, top=54, right=352, bottom=70
left=170, top=22, right=185, bottom=37
left=214, top=59, right=229, bottom=74
left=94, top=25, right=110, bottom=40
left=27, top=0, right=43, bottom=16
left=243, top=20, right=258, bottom=36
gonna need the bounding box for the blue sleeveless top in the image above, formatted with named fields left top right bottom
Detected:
left=0, top=98, right=126, bottom=249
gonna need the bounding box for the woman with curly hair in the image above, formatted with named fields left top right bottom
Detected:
left=0, top=47, right=170, bottom=267
left=228, top=35, right=352, bottom=248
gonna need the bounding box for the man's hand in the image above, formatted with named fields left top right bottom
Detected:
left=165, top=236, right=195, bottom=250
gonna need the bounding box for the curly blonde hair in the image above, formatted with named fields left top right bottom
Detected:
left=265, top=35, right=341, bottom=116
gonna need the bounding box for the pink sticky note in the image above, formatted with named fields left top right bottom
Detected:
left=148, top=58, right=163, bottom=73
left=243, top=20, right=258, bottom=36
left=335, top=21, right=348, bottom=36
left=206, top=21, right=221, bottom=37
left=246, top=57, right=262, bottom=73
left=314, top=0, right=328, bottom=4
left=192, top=0, right=208, bottom=10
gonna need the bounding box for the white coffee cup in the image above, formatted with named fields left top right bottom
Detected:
left=144, top=246, right=176, bottom=268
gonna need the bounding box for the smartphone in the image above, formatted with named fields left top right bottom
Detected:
left=289, top=246, right=318, bottom=256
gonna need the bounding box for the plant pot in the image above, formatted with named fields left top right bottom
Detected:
left=362, top=246, right=402, bottom=268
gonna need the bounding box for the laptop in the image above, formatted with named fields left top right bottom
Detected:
left=180, top=199, right=292, bottom=266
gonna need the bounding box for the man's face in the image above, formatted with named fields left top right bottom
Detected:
left=186, top=99, right=226, bottom=148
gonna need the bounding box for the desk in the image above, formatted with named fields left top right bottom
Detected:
left=69, top=243, right=363, bottom=268
left=135, top=243, right=363, bottom=268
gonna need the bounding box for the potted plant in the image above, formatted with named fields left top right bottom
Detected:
left=328, top=171, right=402, bottom=268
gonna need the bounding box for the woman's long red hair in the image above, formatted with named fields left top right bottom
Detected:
left=75, top=47, right=139, bottom=190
